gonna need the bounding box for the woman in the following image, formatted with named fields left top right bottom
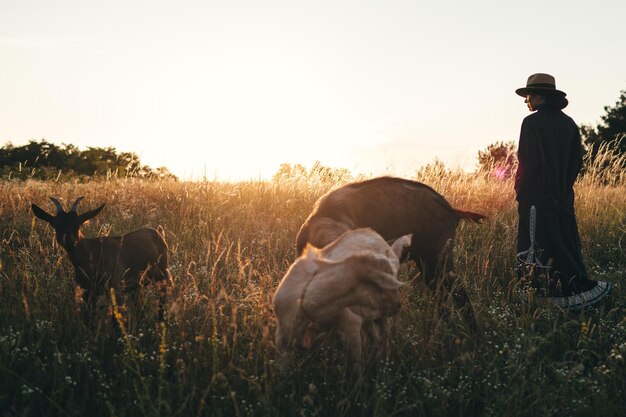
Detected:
left=514, top=73, right=611, bottom=309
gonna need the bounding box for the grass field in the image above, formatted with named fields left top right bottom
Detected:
left=0, top=151, right=624, bottom=417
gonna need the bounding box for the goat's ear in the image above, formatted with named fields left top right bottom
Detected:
left=31, top=204, right=55, bottom=224
left=354, top=255, right=404, bottom=290
left=302, top=243, right=320, bottom=259
left=365, top=269, right=405, bottom=291
left=347, top=254, right=403, bottom=290
left=79, top=204, right=105, bottom=224
left=353, top=253, right=394, bottom=274
left=390, top=234, right=412, bottom=259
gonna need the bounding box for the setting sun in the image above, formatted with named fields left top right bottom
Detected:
left=145, top=50, right=388, bottom=179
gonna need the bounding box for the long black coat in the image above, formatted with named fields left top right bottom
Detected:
left=514, top=104, right=596, bottom=296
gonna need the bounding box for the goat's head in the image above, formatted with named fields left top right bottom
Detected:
left=295, top=251, right=405, bottom=322
left=348, top=253, right=405, bottom=317
left=31, top=197, right=105, bottom=250
left=296, top=216, right=351, bottom=255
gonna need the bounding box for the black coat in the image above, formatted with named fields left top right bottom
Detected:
left=514, top=104, right=596, bottom=295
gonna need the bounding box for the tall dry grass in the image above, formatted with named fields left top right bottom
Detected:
left=0, top=146, right=624, bottom=417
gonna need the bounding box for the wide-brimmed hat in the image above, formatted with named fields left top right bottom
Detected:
left=516, top=73, right=566, bottom=97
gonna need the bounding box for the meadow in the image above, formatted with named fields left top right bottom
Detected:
left=0, top=150, right=624, bottom=417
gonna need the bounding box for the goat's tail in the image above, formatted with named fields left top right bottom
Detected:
left=454, top=209, right=486, bottom=223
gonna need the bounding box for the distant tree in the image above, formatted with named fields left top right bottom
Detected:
left=272, top=163, right=308, bottom=181
left=580, top=88, right=626, bottom=157
left=476, top=141, right=517, bottom=180
left=150, top=166, right=177, bottom=180
left=308, top=161, right=353, bottom=183
left=272, top=161, right=353, bottom=183
left=415, top=158, right=451, bottom=181
left=0, top=139, right=177, bottom=180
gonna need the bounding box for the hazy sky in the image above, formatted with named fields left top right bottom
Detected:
left=2, top=0, right=625, bottom=180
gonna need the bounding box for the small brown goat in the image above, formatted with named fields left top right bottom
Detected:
left=31, top=197, right=171, bottom=321
left=273, top=228, right=409, bottom=372
left=296, top=176, right=485, bottom=327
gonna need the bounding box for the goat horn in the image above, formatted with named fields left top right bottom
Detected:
left=70, top=196, right=85, bottom=213
left=49, top=197, right=65, bottom=214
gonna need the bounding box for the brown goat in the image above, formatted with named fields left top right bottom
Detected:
left=295, top=176, right=485, bottom=327
left=31, top=197, right=171, bottom=322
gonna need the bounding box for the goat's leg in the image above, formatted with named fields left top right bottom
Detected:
left=436, top=242, right=477, bottom=331
left=436, top=282, right=476, bottom=335
left=153, top=254, right=171, bottom=321
left=274, top=324, right=291, bottom=375
left=108, top=272, right=127, bottom=332
left=152, top=266, right=170, bottom=322
left=441, top=271, right=477, bottom=332
left=373, top=317, right=393, bottom=359
left=337, top=309, right=364, bottom=364
left=412, top=241, right=477, bottom=332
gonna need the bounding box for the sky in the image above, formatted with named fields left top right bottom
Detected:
left=1, top=0, right=625, bottom=180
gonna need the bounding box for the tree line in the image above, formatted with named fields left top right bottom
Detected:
left=0, top=140, right=176, bottom=181
left=2, top=88, right=624, bottom=182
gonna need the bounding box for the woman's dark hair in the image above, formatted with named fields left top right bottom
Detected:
left=543, top=93, right=569, bottom=109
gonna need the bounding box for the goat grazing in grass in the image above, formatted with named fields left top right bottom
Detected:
left=31, top=197, right=171, bottom=322
left=273, top=228, right=410, bottom=372
left=296, top=176, right=486, bottom=329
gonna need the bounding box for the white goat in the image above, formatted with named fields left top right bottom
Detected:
left=273, top=228, right=410, bottom=372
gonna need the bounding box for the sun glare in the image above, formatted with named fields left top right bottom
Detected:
left=140, top=50, right=393, bottom=180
